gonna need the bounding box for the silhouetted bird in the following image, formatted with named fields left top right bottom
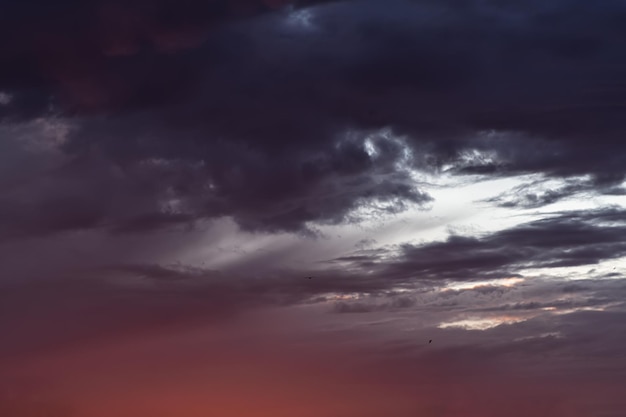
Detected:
left=306, top=277, right=313, bottom=279
left=429, top=340, right=432, bottom=344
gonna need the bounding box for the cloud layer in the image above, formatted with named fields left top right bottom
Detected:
left=1, top=0, right=626, bottom=237
left=1, top=2, right=626, bottom=415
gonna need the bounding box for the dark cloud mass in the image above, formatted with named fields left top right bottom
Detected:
left=0, top=0, right=329, bottom=103
left=0, top=0, right=625, bottom=235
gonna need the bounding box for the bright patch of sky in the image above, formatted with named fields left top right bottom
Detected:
left=442, top=278, right=525, bottom=291
left=438, top=315, right=527, bottom=331
left=161, top=127, right=626, bottom=285
left=174, top=171, right=626, bottom=275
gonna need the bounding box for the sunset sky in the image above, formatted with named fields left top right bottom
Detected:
left=1, top=0, right=626, bottom=416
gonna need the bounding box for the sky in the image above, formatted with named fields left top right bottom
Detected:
left=1, top=0, right=626, bottom=416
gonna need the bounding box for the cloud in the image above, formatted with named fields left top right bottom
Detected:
left=1, top=120, right=432, bottom=237
left=483, top=175, right=626, bottom=209
left=1, top=0, right=626, bottom=237
left=5, top=204, right=624, bottom=358
left=332, top=293, right=416, bottom=313
left=2, top=2, right=626, bottom=415
left=483, top=176, right=593, bottom=208
left=360, top=207, right=626, bottom=281
left=0, top=0, right=334, bottom=109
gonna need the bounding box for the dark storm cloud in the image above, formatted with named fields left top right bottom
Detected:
left=0, top=0, right=335, bottom=113
left=0, top=128, right=430, bottom=238
left=1, top=0, right=626, bottom=236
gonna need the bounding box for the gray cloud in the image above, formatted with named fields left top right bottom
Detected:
left=6, top=209, right=623, bottom=358
left=362, top=207, right=626, bottom=281
left=1, top=0, right=626, bottom=237
left=483, top=177, right=596, bottom=208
